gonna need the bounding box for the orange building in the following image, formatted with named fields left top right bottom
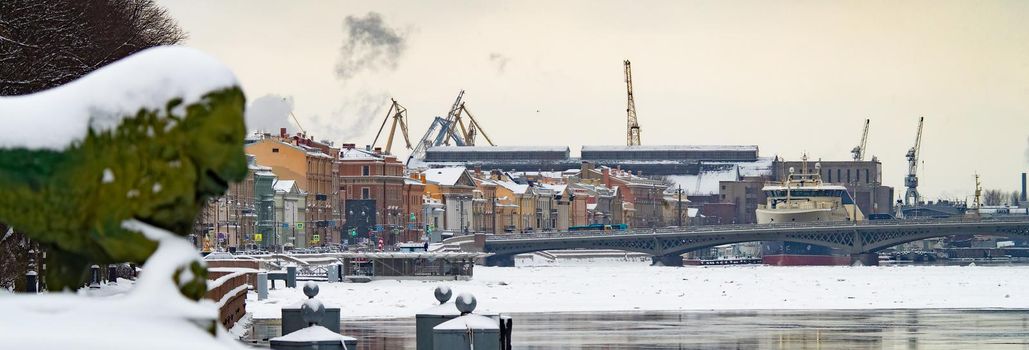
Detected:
left=245, top=135, right=338, bottom=244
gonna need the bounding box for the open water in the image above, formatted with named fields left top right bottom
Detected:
left=248, top=309, right=1029, bottom=349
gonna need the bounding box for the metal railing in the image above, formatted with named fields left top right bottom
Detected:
left=486, top=216, right=1029, bottom=241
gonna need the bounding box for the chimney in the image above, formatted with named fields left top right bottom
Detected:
left=474, top=165, right=482, bottom=178
left=373, top=147, right=382, bottom=154
left=1022, top=173, right=1027, bottom=202
left=279, top=128, right=287, bottom=139
left=602, top=168, right=610, bottom=187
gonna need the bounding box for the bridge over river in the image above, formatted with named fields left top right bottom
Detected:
left=481, top=217, right=1029, bottom=266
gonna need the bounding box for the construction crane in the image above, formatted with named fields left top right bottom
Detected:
left=439, top=91, right=467, bottom=146
left=408, top=91, right=470, bottom=164
left=624, top=60, right=641, bottom=146
left=904, top=117, right=924, bottom=206
left=453, top=102, right=495, bottom=147
left=371, top=99, right=412, bottom=155
left=851, top=119, right=870, bottom=161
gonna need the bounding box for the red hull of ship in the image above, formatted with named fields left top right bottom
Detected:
left=762, top=254, right=851, bottom=266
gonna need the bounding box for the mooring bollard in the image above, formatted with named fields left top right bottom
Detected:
left=257, top=272, right=269, bottom=301
left=107, top=265, right=118, bottom=285
left=88, top=265, right=101, bottom=289
left=433, top=293, right=501, bottom=350
left=416, top=285, right=459, bottom=350
left=270, top=281, right=356, bottom=350
left=281, top=281, right=341, bottom=335
left=327, top=265, right=339, bottom=283
left=286, top=266, right=297, bottom=288
left=25, top=270, right=37, bottom=293
left=500, top=315, right=513, bottom=350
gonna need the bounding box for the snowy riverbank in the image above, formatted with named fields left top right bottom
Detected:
left=246, top=260, right=1029, bottom=320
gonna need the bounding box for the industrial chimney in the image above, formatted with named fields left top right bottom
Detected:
left=1022, top=173, right=1027, bottom=203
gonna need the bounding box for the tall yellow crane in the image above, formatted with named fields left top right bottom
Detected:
left=371, top=99, right=412, bottom=155
left=624, top=60, right=642, bottom=146
left=904, top=117, right=925, bottom=206
left=453, top=102, right=495, bottom=147
left=851, top=119, right=870, bottom=161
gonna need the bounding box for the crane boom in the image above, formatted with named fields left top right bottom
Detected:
left=904, top=117, right=924, bottom=206
left=624, top=60, right=641, bottom=146
left=371, top=99, right=412, bottom=154
left=454, top=102, right=495, bottom=147
left=851, top=119, right=870, bottom=161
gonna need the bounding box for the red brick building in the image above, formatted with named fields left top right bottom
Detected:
left=338, top=145, right=424, bottom=245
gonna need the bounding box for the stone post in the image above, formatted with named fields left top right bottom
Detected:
left=433, top=293, right=501, bottom=350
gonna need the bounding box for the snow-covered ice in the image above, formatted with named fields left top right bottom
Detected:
left=0, top=220, right=247, bottom=349
left=247, top=260, right=1029, bottom=320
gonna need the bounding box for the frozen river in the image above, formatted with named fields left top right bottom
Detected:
left=247, top=259, right=1029, bottom=319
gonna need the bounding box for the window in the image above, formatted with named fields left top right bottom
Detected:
left=837, top=169, right=841, bottom=182
left=361, top=188, right=370, bottom=199
left=362, top=166, right=370, bottom=176
left=847, top=169, right=851, bottom=183
left=272, top=148, right=279, bottom=153
left=856, top=169, right=860, bottom=182
left=827, top=169, right=832, bottom=182
left=865, top=169, right=870, bottom=184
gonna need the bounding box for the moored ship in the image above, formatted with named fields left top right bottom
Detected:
left=757, top=160, right=863, bottom=265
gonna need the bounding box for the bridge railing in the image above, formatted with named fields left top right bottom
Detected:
left=485, top=215, right=1029, bottom=241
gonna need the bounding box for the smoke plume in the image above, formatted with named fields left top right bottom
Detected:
left=489, top=52, right=510, bottom=74
left=1024, top=136, right=1029, bottom=165
left=245, top=94, right=296, bottom=133
left=335, top=12, right=407, bottom=81
left=307, top=91, right=389, bottom=143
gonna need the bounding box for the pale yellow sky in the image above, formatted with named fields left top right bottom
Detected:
left=160, top=0, right=1029, bottom=201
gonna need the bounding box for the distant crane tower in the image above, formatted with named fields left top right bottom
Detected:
left=624, top=60, right=641, bottom=146
left=904, top=117, right=925, bottom=206
left=851, top=119, right=870, bottom=161
left=371, top=99, right=412, bottom=155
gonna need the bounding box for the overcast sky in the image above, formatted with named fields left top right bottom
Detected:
left=160, top=0, right=1029, bottom=202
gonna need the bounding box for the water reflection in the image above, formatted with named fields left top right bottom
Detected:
left=250, top=309, right=1029, bottom=349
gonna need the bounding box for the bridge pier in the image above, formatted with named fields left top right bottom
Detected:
left=484, top=254, right=515, bottom=267
left=850, top=253, right=879, bottom=266
left=651, top=254, right=684, bottom=267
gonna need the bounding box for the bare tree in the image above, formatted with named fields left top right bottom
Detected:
left=0, top=0, right=186, bottom=96
left=1012, top=191, right=1021, bottom=206
left=982, top=189, right=1006, bottom=206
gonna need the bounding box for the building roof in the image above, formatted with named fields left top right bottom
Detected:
left=665, top=165, right=740, bottom=196
left=427, top=145, right=569, bottom=153
left=272, top=179, right=305, bottom=194
left=582, top=145, right=759, bottom=152
left=339, top=147, right=383, bottom=160
left=423, top=167, right=469, bottom=186
left=495, top=180, right=529, bottom=194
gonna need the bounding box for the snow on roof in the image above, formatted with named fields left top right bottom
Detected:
left=706, top=157, right=775, bottom=177
left=339, top=147, right=383, bottom=160
left=423, top=167, right=468, bottom=186
left=665, top=166, right=740, bottom=196
left=542, top=183, right=567, bottom=194
left=434, top=314, right=500, bottom=331
left=0, top=46, right=238, bottom=151
left=495, top=180, right=529, bottom=194
left=582, top=145, right=758, bottom=152
left=271, top=325, right=357, bottom=342
left=273, top=180, right=298, bottom=193
left=427, top=145, right=569, bottom=153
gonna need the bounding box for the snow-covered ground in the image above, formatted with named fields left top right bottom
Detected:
left=246, top=259, right=1029, bottom=320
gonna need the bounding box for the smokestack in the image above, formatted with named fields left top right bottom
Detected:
left=280, top=128, right=287, bottom=138
left=1022, top=173, right=1027, bottom=202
